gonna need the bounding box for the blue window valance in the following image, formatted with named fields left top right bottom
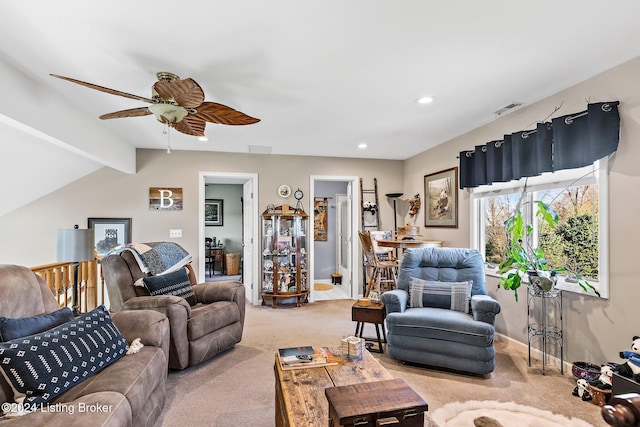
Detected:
left=459, top=101, right=620, bottom=189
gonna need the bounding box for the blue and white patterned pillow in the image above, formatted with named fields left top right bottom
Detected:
left=0, top=305, right=128, bottom=407
left=409, top=277, right=472, bottom=313
left=142, top=268, right=198, bottom=306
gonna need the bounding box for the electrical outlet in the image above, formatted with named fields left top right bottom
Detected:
left=169, top=229, right=182, bottom=238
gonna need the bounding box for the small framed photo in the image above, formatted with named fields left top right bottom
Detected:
left=205, top=199, right=224, bottom=226
left=424, top=167, right=458, bottom=228
left=87, top=218, right=132, bottom=256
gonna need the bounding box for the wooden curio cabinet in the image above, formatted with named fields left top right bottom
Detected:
left=261, top=205, right=309, bottom=308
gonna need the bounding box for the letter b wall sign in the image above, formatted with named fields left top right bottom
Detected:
left=149, top=187, right=183, bottom=210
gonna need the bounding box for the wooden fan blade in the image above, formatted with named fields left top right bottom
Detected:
left=50, top=74, right=156, bottom=104
left=173, top=115, right=206, bottom=136
left=153, top=78, right=204, bottom=108
left=194, top=102, right=260, bottom=125
left=99, top=107, right=152, bottom=120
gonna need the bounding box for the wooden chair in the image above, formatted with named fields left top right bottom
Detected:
left=205, top=237, right=215, bottom=277
left=369, top=230, right=396, bottom=262
left=358, top=231, right=398, bottom=297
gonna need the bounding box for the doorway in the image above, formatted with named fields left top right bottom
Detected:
left=199, top=172, right=259, bottom=304
left=309, top=175, right=360, bottom=301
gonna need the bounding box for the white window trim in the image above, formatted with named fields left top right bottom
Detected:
left=470, top=158, right=609, bottom=299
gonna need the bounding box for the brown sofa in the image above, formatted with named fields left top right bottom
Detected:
left=102, top=251, right=245, bottom=370
left=0, top=264, right=170, bottom=427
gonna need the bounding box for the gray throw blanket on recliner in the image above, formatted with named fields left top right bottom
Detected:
left=109, top=242, right=192, bottom=275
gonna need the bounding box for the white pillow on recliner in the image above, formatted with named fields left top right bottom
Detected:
left=408, top=277, right=472, bottom=313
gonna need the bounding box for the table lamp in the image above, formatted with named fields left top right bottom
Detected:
left=57, top=225, right=94, bottom=315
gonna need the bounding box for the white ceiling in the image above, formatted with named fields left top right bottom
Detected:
left=2, top=1, right=640, bottom=214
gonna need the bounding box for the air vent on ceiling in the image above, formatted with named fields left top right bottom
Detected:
left=248, top=145, right=272, bottom=154
left=493, top=102, right=524, bottom=116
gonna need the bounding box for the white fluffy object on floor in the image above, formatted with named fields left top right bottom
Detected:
left=127, top=337, right=144, bottom=355
left=431, top=400, right=593, bottom=427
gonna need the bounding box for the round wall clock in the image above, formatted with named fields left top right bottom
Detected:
left=277, top=184, right=292, bottom=198
left=294, top=188, right=304, bottom=200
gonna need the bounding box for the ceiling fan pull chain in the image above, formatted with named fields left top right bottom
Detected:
left=165, top=123, right=172, bottom=154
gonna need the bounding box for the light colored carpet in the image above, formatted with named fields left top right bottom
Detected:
left=314, top=282, right=334, bottom=291
left=430, top=400, right=594, bottom=427
left=157, top=299, right=605, bottom=426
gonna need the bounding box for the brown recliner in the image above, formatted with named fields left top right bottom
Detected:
left=101, top=251, right=245, bottom=370
left=0, top=264, right=170, bottom=427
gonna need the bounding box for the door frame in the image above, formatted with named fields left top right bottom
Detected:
left=335, top=193, right=350, bottom=286
left=199, top=171, right=259, bottom=304
left=309, top=175, right=360, bottom=301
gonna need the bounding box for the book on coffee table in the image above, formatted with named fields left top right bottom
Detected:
left=278, top=346, right=340, bottom=370
left=278, top=346, right=315, bottom=358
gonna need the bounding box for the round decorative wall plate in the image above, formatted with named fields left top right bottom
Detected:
left=278, top=184, right=291, bottom=198
left=294, top=188, right=304, bottom=200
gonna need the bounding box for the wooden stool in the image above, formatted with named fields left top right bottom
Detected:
left=331, top=273, right=342, bottom=285
left=352, top=301, right=386, bottom=353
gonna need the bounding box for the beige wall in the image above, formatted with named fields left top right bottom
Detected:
left=2, top=57, right=639, bottom=366
left=404, top=56, right=640, bottom=364
left=0, top=150, right=403, bottom=271
left=204, top=183, right=243, bottom=254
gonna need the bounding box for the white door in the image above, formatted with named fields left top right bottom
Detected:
left=336, top=192, right=352, bottom=289
left=243, top=179, right=254, bottom=304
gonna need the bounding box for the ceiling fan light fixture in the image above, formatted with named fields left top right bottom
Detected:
left=148, top=103, right=188, bottom=124
left=50, top=72, right=260, bottom=139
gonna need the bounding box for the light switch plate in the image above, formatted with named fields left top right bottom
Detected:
left=169, top=229, right=182, bottom=238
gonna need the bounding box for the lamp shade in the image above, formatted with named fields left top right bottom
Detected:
left=57, top=228, right=95, bottom=263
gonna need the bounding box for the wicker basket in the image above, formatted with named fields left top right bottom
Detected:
left=225, top=253, right=240, bottom=275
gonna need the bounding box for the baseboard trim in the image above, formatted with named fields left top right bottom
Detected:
left=496, top=332, right=572, bottom=375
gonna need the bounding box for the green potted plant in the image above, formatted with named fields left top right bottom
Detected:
left=497, top=200, right=600, bottom=301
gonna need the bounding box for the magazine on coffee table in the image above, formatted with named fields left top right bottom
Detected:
left=278, top=346, right=339, bottom=370
left=278, top=346, right=315, bottom=358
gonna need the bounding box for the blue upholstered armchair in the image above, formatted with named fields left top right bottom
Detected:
left=381, top=247, right=501, bottom=375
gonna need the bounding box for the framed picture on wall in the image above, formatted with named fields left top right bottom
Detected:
left=314, top=197, right=328, bottom=241
left=424, top=167, right=458, bottom=228
left=205, top=199, right=224, bottom=226
left=87, top=218, right=132, bottom=256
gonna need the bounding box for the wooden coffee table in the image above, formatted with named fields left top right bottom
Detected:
left=274, top=347, right=393, bottom=427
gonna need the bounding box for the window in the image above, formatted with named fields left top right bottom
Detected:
left=471, top=159, right=609, bottom=298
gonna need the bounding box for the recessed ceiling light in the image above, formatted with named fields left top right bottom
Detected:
left=358, top=143, right=368, bottom=149
left=198, top=136, right=208, bottom=142
left=417, top=96, right=434, bottom=105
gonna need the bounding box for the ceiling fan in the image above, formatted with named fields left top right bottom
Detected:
left=50, top=72, right=260, bottom=137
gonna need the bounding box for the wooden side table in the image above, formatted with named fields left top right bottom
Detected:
left=209, top=247, right=225, bottom=275
left=351, top=301, right=386, bottom=353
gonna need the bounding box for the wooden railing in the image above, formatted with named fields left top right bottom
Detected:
left=30, top=260, right=106, bottom=311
